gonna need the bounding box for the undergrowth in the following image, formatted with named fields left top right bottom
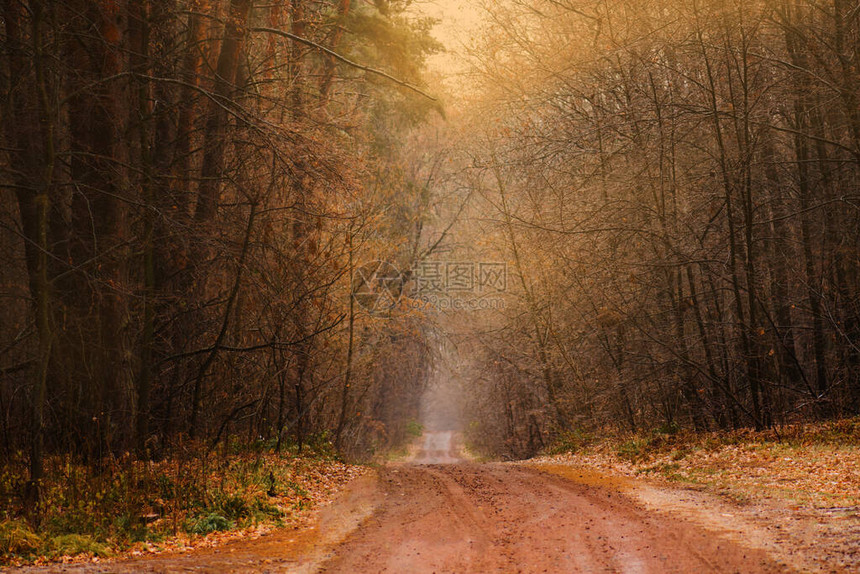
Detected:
left=541, top=416, right=860, bottom=508
left=0, top=436, right=357, bottom=566
left=548, top=416, right=860, bottom=462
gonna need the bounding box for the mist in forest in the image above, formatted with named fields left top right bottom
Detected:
left=419, top=342, right=464, bottom=432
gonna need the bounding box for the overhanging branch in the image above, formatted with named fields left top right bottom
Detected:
left=251, top=27, right=437, bottom=102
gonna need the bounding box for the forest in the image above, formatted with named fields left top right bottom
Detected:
left=456, top=0, right=860, bottom=458
left=1, top=0, right=859, bottom=560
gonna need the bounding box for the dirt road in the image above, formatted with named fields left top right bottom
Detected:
left=320, top=432, right=785, bottom=573
left=17, top=431, right=796, bottom=573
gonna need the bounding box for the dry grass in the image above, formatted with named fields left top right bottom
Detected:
left=539, top=417, right=860, bottom=509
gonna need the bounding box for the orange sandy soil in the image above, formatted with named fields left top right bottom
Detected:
left=526, top=421, right=860, bottom=572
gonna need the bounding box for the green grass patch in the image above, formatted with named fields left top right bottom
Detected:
left=546, top=428, right=595, bottom=455
left=188, top=513, right=233, bottom=535
left=48, top=534, right=111, bottom=559
left=616, top=438, right=649, bottom=462
left=406, top=420, right=424, bottom=438
left=0, top=520, right=43, bottom=560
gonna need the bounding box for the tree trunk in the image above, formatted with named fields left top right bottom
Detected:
left=194, top=0, right=252, bottom=222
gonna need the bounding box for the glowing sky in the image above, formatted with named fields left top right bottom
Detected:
left=410, top=0, right=485, bottom=75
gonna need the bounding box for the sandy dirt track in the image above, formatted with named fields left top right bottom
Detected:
left=319, top=431, right=788, bottom=573
left=320, top=463, right=784, bottom=573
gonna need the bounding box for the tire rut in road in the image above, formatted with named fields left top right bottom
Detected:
left=321, top=463, right=788, bottom=573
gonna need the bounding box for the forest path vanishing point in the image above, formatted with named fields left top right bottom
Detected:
left=16, top=431, right=825, bottom=574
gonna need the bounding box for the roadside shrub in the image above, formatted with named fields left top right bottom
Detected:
left=616, top=439, right=647, bottom=462
left=218, top=494, right=250, bottom=522
left=48, top=534, right=110, bottom=558
left=655, top=421, right=681, bottom=435
left=189, top=513, right=232, bottom=535
left=547, top=428, right=594, bottom=455
left=252, top=499, right=284, bottom=521
left=0, top=520, right=43, bottom=559
left=406, top=420, right=424, bottom=438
